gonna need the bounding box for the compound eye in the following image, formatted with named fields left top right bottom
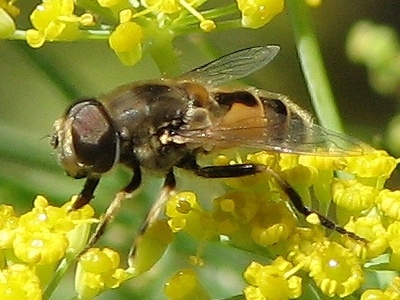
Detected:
left=69, top=99, right=119, bottom=175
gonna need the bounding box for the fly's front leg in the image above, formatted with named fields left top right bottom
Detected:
left=72, top=177, right=100, bottom=210
left=181, top=156, right=366, bottom=242
left=79, top=165, right=142, bottom=255
left=128, top=170, right=176, bottom=262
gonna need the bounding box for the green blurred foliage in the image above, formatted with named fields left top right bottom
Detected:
left=1, top=1, right=400, bottom=299
left=347, top=20, right=400, bottom=156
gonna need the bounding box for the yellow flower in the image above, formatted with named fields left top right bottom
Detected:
left=109, top=9, right=143, bottom=66
left=386, top=276, right=400, bottom=298
left=18, top=195, right=75, bottom=233
left=0, top=195, right=96, bottom=292
left=236, top=0, right=284, bottom=29
left=140, top=0, right=216, bottom=31
left=361, top=276, right=400, bottom=299
left=164, top=269, right=210, bottom=300
left=250, top=201, right=297, bottom=247
left=345, top=150, right=397, bottom=182
left=343, top=217, right=388, bottom=260
left=166, top=191, right=215, bottom=241
left=361, top=290, right=393, bottom=300
left=0, top=196, right=95, bottom=266
left=298, top=154, right=347, bottom=171
left=286, top=227, right=327, bottom=271
left=308, top=242, right=363, bottom=297
left=213, top=191, right=276, bottom=247
left=332, top=179, right=377, bottom=212
left=376, top=189, right=400, bottom=220
left=243, top=257, right=302, bottom=300
left=76, top=248, right=130, bottom=300
left=0, top=264, right=42, bottom=300
left=13, top=230, right=69, bottom=265
left=386, top=221, right=400, bottom=269
left=26, top=0, right=93, bottom=48
left=16, top=196, right=95, bottom=256
left=0, top=204, right=18, bottom=249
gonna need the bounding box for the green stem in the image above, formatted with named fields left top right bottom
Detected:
left=286, top=0, right=344, bottom=133
left=177, top=3, right=238, bottom=26
left=86, top=30, right=112, bottom=39
left=145, top=27, right=181, bottom=76
left=43, top=256, right=75, bottom=299
left=202, top=3, right=238, bottom=19
left=7, top=29, right=26, bottom=40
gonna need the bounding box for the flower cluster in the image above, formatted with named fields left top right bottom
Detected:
left=2, top=0, right=289, bottom=65
left=162, top=149, right=400, bottom=299
left=0, top=195, right=133, bottom=299
left=2, top=152, right=400, bottom=299
left=25, top=0, right=94, bottom=48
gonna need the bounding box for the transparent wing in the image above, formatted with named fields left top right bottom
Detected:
left=176, top=117, right=373, bottom=156
left=180, top=46, right=280, bottom=86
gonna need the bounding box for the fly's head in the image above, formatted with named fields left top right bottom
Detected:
left=51, top=99, right=120, bottom=179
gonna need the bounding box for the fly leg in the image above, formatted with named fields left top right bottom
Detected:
left=271, top=172, right=367, bottom=242
left=79, top=165, right=142, bottom=255
left=128, top=170, right=176, bottom=263
left=180, top=156, right=366, bottom=242
left=72, top=177, right=100, bottom=210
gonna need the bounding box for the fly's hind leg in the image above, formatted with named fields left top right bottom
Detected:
left=128, top=170, right=176, bottom=263
left=271, top=172, right=367, bottom=242
left=180, top=156, right=366, bottom=242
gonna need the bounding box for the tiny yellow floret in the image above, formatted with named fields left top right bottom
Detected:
left=164, top=269, right=210, bottom=300
left=237, top=0, right=284, bottom=29
left=27, top=0, right=84, bottom=48
left=76, top=248, right=130, bottom=300
left=332, top=179, right=377, bottom=212
left=376, top=189, right=400, bottom=220
left=306, top=213, right=320, bottom=225
left=0, top=264, right=42, bottom=300
left=109, top=20, right=143, bottom=66
left=308, top=242, right=363, bottom=297
left=243, top=257, right=302, bottom=299
left=200, top=20, right=216, bottom=32
left=343, top=217, right=387, bottom=260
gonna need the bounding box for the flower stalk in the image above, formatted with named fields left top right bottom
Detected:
left=286, top=0, right=343, bottom=132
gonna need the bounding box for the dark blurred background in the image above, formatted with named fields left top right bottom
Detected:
left=1, top=1, right=400, bottom=299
